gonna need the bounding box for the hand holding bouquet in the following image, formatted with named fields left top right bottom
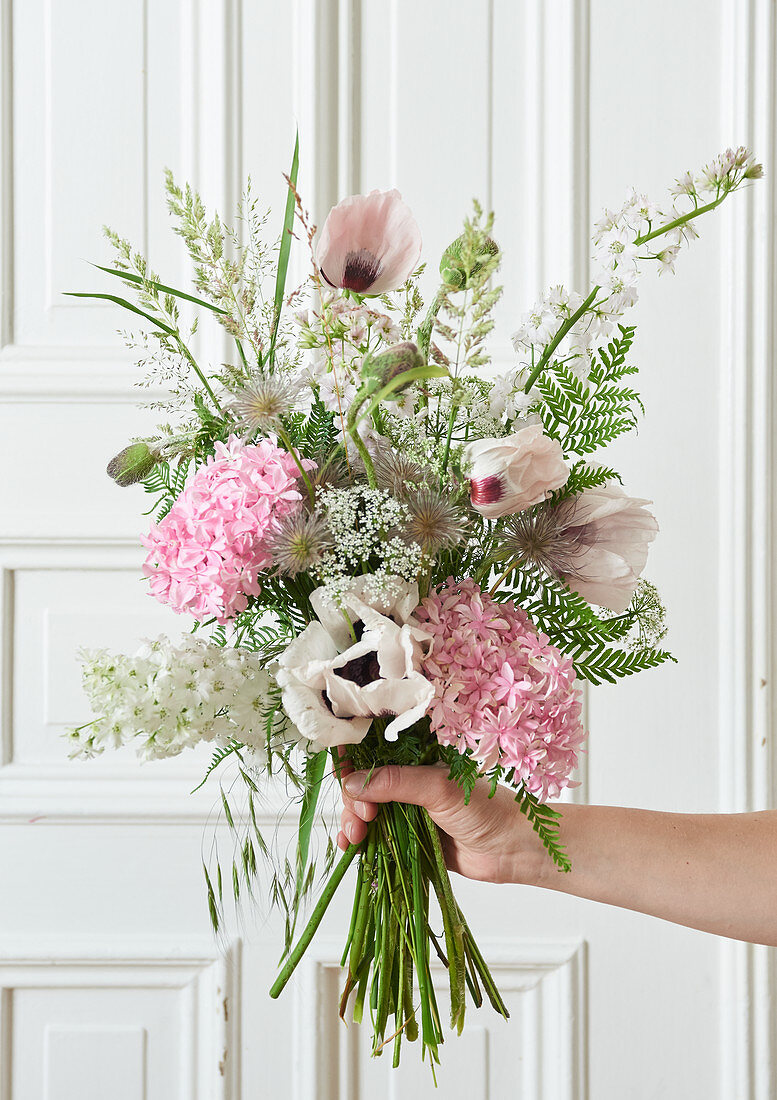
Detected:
left=68, top=141, right=761, bottom=1072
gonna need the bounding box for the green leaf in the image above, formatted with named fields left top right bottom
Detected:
left=90, top=263, right=230, bottom=316
left=570, top=644, right=675, bottom=686
left=294, top=750, right=328, bottom=908
left=267, top=130, right=299, bottom=367
left=191, top=740, right=242, bottom=793
left=516, top=791, right=571, bottom=872
left=354, top=363, right=449, bottom=427
left=62, top=292, right=175, bottom=334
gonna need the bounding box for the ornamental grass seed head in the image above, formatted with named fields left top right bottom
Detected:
left=404, top=487, right=469, bottom=553
left=266, top=509, right=333, bottom=576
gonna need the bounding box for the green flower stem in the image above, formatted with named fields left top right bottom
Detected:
left=409, top=818, right=441, bottom=1058
left=522, top=288, right=599, bottom=394
left=457, top=906, right=510, bottom=1018
left=347, top=824, right=378, bottom=983
left=416, top=286, right=446, bottom=362
left=269, top=838, right=361, bottom=999
left=524, top=189, right=734, bottom=397
left=275, top=423, right=315, bottom=503
left=176, top=338, right=225, bottom=415
left=423, top=809, right=466, bottom=1033
left=349, top=425, right=378, bottom=488
left=634, top=192, right=726, bottom=246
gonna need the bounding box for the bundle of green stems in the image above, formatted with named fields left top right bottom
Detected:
left=270, top=728, right=509, bottom=1069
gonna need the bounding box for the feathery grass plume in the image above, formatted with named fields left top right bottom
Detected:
left=404, top=486, right=469, bottom=553
left=229, top=375, right=297, bottom=436
left=266, top=510, right=333, bottom=576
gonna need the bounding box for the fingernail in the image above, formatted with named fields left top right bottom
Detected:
left=344, top=771, right=368, bottom=796
left=354, top=800, right=369, bottom=819
left=344, top=820, right=356, bottom=843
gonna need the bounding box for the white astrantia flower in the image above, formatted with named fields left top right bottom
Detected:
left=67, top=635, right=277, bottom=762
left=275, top=578, right=434, bottom=750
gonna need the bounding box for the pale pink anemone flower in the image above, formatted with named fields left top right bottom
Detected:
left=417, top=579, right=585, bottom=802
left=465, top=424, right=569, bottom=519
left=554, top=485, right=658, bottom=613
left=500, top=483, right=658, bottom=613
left=315, top=189, right=422, bottom=295
left=141, top=435, right=313, bottom=624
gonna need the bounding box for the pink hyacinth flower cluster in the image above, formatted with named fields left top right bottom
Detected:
left=142, top=435, right=310, bottom=624
left=417, top=579, right=585, bottom=801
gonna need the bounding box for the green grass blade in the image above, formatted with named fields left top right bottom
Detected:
left=63, top=292, right=175, bottom=334
left=294, top=749, right=328, bottom=913
left=89, top=264, right=230, bottom=316
left=267, top=130, right=300, bottom=368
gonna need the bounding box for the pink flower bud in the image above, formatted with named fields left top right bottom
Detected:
left=464, top=425, right=569, bottom=518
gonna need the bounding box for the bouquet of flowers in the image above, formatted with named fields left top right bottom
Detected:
left=67, top=139, right=760, bottom=1071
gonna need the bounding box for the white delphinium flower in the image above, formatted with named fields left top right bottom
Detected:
left=68, top=635, right=277, bottom=762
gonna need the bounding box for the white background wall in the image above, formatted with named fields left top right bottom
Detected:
left=0, top=1, right=775, bottom=1097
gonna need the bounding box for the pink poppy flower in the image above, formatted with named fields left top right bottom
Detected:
left=316, top=189, right=422, bottom=295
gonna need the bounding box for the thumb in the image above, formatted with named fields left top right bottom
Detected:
left=343, top=765, right=459, bottom=816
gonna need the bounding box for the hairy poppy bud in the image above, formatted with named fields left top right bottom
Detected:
left=106, top=441, right=159, bottom=487
left=360, top=341, right=425, bottom=398
left=440, top=234, right=500, bottom=289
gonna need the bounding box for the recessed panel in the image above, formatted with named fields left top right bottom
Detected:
left=11, top=987, right=180, bottom=1100
left=10, top=0, right=188, bottom=348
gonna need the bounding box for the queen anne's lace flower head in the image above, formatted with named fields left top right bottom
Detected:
left=141, top=435, right=312, bottom=623
left=417, top=579, right=585, bottom=801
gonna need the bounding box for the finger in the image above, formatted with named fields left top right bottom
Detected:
left=337, top=830, right=349, bottom=851
left=342, top=765, right=457, bottom=816
left=351, top=799, right=378, bottom=823
left=340, top=807, right=369, bottom=846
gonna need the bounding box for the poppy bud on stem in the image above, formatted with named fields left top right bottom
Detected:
left=106, top=441, right=160, bottom=487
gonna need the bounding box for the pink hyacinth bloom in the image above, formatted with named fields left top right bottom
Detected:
left=141, top=435, right=312, bottom=624
left=465, top=424, right=569, bottom=519
left=316, top=189, right=422, bottom=295
left=417, top=579, right=585, bottom=801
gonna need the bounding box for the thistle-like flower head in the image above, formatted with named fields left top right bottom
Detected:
left=404, top=487, right=469, bottom=553
left=229, top=375, right=297, bottom=436
left=266, top=509, right=333, bottom=576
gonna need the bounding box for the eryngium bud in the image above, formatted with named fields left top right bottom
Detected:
left=106, top=442, right=159, bottom=487
left=361, top=341, right=425, bottom=399
left=440, top=234, right=500, bottom=289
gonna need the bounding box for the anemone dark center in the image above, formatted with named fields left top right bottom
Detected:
left=340, top=248, right=382, bottom=292
left=470, top=474, right=504, bottom=504
left=334, top=650, right=381, bottom=687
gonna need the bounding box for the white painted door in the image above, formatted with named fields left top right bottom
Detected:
left=1, top=1, right=774, bottom=1097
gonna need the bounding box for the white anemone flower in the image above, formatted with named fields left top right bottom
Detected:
left=275, top=578, right=434, bottom=749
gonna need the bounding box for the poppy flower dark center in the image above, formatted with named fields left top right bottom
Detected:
left=340, top=248, right=382, bottom=292
left=470, top=475, right=504, bottom=504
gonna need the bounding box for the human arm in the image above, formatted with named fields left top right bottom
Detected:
left=338, top=765, right=777, bottom=947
